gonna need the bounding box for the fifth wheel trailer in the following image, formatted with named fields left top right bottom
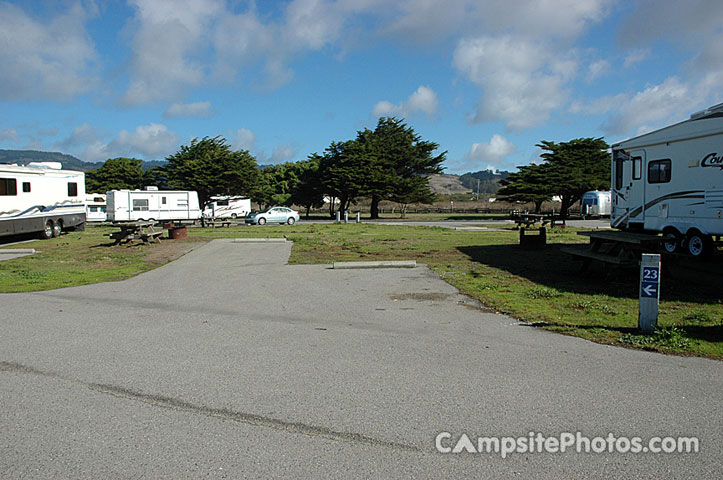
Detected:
left=106, top=188, right=201, bottom=223
left=611, top=103, right=723, bottom=256
left=0, top=162, right=86, bottom=239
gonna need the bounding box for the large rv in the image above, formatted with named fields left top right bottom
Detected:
left=0, top=162, right=86, bottom=239
left=581, top=190, right=611, bottom=218
left=85, top=194, right=107, bottom=222
left=202, top=195, right=251, bottom=219
left=106, top=188, right=201, bottom=223
left=611, top=103, right=723, bottom=256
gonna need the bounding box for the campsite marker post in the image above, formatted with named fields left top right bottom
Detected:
left=639, top=254, right=660, bottom=333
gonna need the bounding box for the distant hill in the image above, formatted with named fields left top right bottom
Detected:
left=0, top=149, right=165, bottom=171
left=459, top=169, right=509, bottom=195
left=427, top=174, right=472, bottom=194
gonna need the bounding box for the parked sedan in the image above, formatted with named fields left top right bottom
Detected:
left=245, top=206, right=300, bottom=225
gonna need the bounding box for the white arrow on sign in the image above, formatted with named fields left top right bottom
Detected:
left=642, top=284, right=657, bottom=296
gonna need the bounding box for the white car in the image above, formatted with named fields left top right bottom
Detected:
left=245, top=206, right=300, bottom=225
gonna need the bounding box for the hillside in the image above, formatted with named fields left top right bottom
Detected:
left=0, top=149, right=165, bottom=171
left=427, top=174, right=472, bottom=194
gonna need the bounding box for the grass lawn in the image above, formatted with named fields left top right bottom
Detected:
left=1, top=223, right=721, bottom=358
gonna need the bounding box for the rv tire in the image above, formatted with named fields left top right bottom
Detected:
left=41, top=220, right=54, bottom=239
left=231, top=213, right=237, bottom=218
left=686, top=231, right=711, bottom=257
left=662, top=230, right=682, bottom=254
left=52, top=220, right=63, bottom=237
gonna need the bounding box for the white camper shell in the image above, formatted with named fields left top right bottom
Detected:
left=0, top=162, right=86, bottom=238
left=85, top=194, right=107, bottom=222
left=581, top=190, right=611, bottom=218
left=203, top=195, right=251, bottom=219
left=611, top=103, right=723, bottom=256
left=106, top=188, right=201, bottom=223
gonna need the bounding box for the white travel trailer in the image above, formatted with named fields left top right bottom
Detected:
left=85, top=194, right=107, bottom=222
left=581, top=190, right=611, bottom=218
left=611, top=103, right=723, bottom=256
left=203, top=195, right=251, bottom=219
left=106, top=188, right=201, bottom=223
left=0, top=162, right=86, bottom=238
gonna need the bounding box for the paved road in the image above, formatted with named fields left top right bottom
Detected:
left=1, top=239, right=720, bottom=478
left=300, top=218, right=611, bottom=230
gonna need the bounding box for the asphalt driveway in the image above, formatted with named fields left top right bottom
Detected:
left=1, top=239, right=720, bottom=478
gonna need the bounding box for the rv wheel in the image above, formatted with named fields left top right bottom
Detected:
left=231, top=213, right=237, bottom=218
left=662, top=231, right=681, bottom=254
left=41, top=220, right=54, bottom=239
left=52, top=220, right=62, bottom=237
left=686, top=231, right=711, bottom=257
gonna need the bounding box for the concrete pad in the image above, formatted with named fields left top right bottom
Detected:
left=0, top=239, right=720, bottom=478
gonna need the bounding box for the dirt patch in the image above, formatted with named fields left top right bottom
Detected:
left=141, top=238, right=208, bottom=265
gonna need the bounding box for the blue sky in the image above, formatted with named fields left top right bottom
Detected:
left=1, top=0, right=721, bottom=173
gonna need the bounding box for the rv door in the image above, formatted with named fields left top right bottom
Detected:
left=613, top=149, right=645, bottom=229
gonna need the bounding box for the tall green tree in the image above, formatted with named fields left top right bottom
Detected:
left=359, top=117, right=446, bottom=219
left=85, top=157, right=145, bottom=193
left=163, top=136, right=260, bottom=208
left=497, top=163, right=553, bottom=213
left=537, top=137, right=610, bottom=219
left=318, top=140, right=371, bottom=216
left=288, top=154, right=325, bottom=217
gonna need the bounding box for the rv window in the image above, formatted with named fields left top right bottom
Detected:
left=68, top=182, right=78, bottom=196
left=632, top=156, right=642, bottom=180
left=648, top=159, right=672, bottom=184
left=133, top=199, right=149, bottom=211
left=100, top=206, right=106, bottom=213
left=615, top=158, right=623, bottom=190
left=89, top=206, right=98, bottom=212
left=161, top=197, right=167, bottom=205
left=217, top=200, right=229, bottom=206
left=0, top=178, right=17, bottom=196
left=23, top=182, right=31, bottom=192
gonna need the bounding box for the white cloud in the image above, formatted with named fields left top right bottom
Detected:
left=232, top=128, right=256, bottom=151
left=601, top=77, right=702, bottom=136
left=122, top=0, right=223, bottom=105
left=381, top=0, right=611, bottom=43
left=0, top=128, right=18, bottom=142
left=110, top=123, right=180, bottom=157
left=453, top=36, right=574, bottom=130
left=163, top=101, right=214, bottom=118
left=586, top=59, right=610, bottom=82
left=466, top=135, right=516, bottom=164
left=270, top=144, right=297, bottom=164
left=58, top=123, right=103, bottom=150
left=0, top=3, right=97, bottom=101
left=623, top=49, right=649, bottom=68
left=372, top=86, right=439, bottom=118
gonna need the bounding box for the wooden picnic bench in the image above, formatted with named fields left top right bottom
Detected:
left=106, top=222, right=163, bottom=245
left=561, top=230, right=664, bottom=271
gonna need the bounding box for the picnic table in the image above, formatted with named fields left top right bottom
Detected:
left=561, top=230, right=664, bottom=272
left=106, top=222, right=164, bottom=245
left=510, top=212, right=566, bottom=229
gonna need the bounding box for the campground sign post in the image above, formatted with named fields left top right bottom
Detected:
left=639, top=254, right=661, bottom=333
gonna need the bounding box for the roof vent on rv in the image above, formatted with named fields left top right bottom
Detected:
left=27, top=162, right=63, bottom=169
left=690, top=103, right=723, bottom=119
left=144, top=186, right=159, bottom=191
